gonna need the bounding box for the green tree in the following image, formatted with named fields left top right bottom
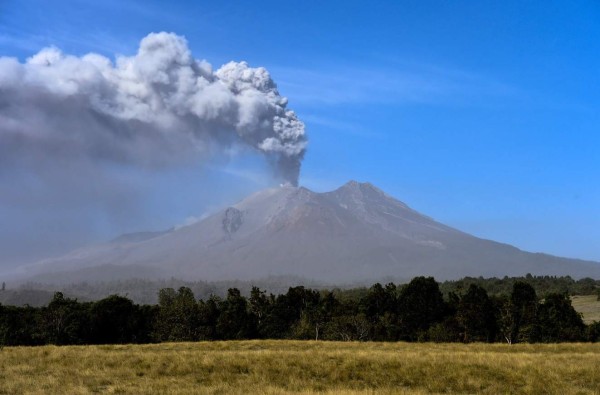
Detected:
left=293, top=291, right=338, bottom=340
left=397, top=277, right=447, bottom=341
left=456, top=284, right=497, bottom=342
left=503, top=282, right=538, bottom=344
left=536, top=293, right=585, bottom=342
left=197, top=295, right=221, bottom=340
left=42, top=292, right=89, bottom=345
left=258, top=294, right=292, bottom=339
left=254, top=286, right=322, bottom=339
left=587, top=321, right=600, bottom=342
left=216, top=288, right=255, bottom=339
left=155, top=287, right=200, bottom=341
left=362, top=283, right=399, bottom=340
left=89, top=295, right=138, bottom=344
left=249, top=286, right=270, bottom=337
left=323, top=313, right=370, bottom=341
left=1, top=305, right=45, bottom=346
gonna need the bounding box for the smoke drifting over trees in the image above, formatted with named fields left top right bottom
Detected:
left=0, top=32, right=307, bottom=185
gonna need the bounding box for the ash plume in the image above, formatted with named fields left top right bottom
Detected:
left=0, top=32, right=307, bottom=185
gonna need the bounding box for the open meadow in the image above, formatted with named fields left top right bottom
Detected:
left=1, top=341, right=599, bottom=394
left=572, top=295, right=600, bottom=324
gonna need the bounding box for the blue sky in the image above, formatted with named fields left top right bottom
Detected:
left=1, top=0, right=599, bottom=264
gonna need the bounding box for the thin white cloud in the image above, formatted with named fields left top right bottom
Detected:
left=271, top=63, right=520, bottom=108
left=300, top=114, right=383, bottom=138
left=0, top=33, right=48, bottom=53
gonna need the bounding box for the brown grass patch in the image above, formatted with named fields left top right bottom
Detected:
left=1, top=341, right=599, bottom=394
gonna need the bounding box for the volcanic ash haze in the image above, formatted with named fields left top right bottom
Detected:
left=0, top=32, right=307, bottom=185
left=24, top=181, right=600, bottom=283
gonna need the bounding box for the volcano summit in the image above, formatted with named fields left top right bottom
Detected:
left=23, top=181, right=600, bottom=283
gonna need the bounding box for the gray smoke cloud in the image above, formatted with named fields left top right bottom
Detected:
left=0, top=32, right=307, bottom=185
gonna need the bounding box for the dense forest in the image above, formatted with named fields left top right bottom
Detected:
left=1, top=276, right=599, bottom=346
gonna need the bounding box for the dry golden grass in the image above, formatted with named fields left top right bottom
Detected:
left=1, top=341, right=599, bottom=394
left=572, top=295, right=600, bottom=324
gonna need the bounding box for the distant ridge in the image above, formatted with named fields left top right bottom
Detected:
left=20, top=181, right=600, bottom=283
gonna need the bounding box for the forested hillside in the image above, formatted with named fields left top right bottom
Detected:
left=1, top=274, right=597, bottom=306
left=1, top=276, right=599, bottom=346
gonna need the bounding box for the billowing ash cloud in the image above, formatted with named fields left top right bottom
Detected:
left=0, top=32, right=307, bottom=185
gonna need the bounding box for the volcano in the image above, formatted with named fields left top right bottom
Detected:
left=22, top=181, right=600, bottom=283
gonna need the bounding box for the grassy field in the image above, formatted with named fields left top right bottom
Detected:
left=1, top=341, right=600, bottom=394
left=572, top=295, right=600, bottom=324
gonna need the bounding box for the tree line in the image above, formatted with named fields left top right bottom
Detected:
left=439, top=274, right=600, bottom=298
left=1, top=276, right=599, bottom=346
left=3, top=274, right=599, bottom=307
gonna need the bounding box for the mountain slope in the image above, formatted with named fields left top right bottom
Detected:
left=22, top=181, right=600, bottom=282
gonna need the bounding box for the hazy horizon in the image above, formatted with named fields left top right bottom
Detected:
left=1, top=1, right=599, bottom=274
